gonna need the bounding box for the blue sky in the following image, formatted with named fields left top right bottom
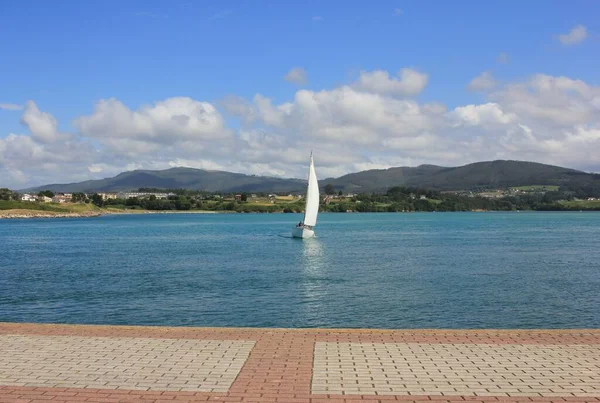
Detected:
left=1, top=1, right=599, bottom=187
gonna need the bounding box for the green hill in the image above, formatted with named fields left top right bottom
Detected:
left=324, top=160, right=596, bottom=192
left=25, top=167, right=306, bottom=193
left=22, top=160, right=600, bottom=195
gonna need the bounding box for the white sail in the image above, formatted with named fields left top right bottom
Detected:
left=303, top=154, right=319, bottom=227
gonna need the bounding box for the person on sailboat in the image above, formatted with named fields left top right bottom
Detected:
left=292, top=151, right=318, bottom=239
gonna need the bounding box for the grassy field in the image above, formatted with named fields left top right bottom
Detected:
left=559, top=200, right=600, bottom=209
left=232, top=196, right=304, bottom=208
left=0, top=200, right=103, bottom=213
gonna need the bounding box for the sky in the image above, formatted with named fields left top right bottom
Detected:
left=1, top=0, right=599, bottom=188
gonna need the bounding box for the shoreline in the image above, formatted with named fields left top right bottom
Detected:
left=0, top=208, right=224, bottom=219
left=0, top=209, right=103, bottom=219
left=2, top=208, right=599, bottom=219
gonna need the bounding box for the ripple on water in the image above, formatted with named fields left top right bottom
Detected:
left=0, top=212, right=599, bottom=328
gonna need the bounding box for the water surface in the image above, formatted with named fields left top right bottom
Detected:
left=1, top=212, right=598, bottom=328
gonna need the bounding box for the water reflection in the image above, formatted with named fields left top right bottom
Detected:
left=299, top=238, right=328, bottom=326
left=301, top=237, right=325, bottom=274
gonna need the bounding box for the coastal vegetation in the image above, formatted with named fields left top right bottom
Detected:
left=0, top=199, right=103, bottom=214
left=3, top=180, right=600, bottom=219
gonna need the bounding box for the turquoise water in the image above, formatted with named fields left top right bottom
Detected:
left=1, top=212, right=599, bottom=328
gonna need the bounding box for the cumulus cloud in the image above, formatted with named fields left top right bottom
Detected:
left=354, top=68, right=428, bottom=96
left=253, top=95, right=292, bottom=127
left=284, top=67, right=308, bottom=85
left=220, top=95, right=257, bottom=123
left=490, top=74, right=599, bottom=126
left=74, top=97, right=232, bottom=157
left=0, top=103, right=23, bottom=111
left=1, top=70, right=600, bottom=188
left=20, top=101, right=72, bottom=143
left=75, top=97, right=227, bottom=141
left=558, top=25, right=588, bottom=45
left=0, top=128, right=99, bottom=188
left=467, top=72, right=497, bottom=92
left=451, top=103, right=516, bottom=126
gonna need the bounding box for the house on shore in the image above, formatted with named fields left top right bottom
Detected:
left=52, top=195, right=70, bottom=203
left=98, top=192, right=118, bottom=200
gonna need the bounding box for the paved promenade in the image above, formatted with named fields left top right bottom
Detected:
left=0, top=323, right=599, bottom=403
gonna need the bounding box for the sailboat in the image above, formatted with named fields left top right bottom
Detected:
left=292, top=152, right=319, bottom=239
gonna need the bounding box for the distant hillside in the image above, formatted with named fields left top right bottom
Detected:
left=323, top=164, right=445, bottom=192
left=411, top=161, right=588, bottom=190
left=25, top=167, right=306, bottom=193
left=326, top=160, right=590, bottom=192
left=22, top=160, right=599, bottom=194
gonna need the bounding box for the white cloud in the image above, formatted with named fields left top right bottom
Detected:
left=312, top=16, right=322, bottom=22
left=354, top=68, right=428, bottom=96
left=558, top=25, right=588, bottom=45
left=393, top=8, right=402, bottom=16
left=75, top=97, right=227, bottom=141
left=20, top=101, right=71, bottom=143
left=491, top=74, right=600, bottom=126
left=284, top=67, right=308, bottom=85
left=88, top=164, right=105, bottom=173
left=0, top=103, right=23, bottom=111
left=467, top=72, right=497, bottom=92
left=220, top=95, right=257, bottom=123
left=451, top=103, right=516, bottom=126
left=2, top=71, right=600, bottom=189
left=253, top=95, right=292, bottom=127
left=74, top=97, right=232, bottom=157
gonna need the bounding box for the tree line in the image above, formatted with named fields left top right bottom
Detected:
left=3, top=185, right=600, bottom=212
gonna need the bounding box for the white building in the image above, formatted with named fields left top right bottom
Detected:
left=21, top=194, right=36, bottom=202
left=98, top=192, right=118, bottom=200
left=116, top=192, right=175, bottom=200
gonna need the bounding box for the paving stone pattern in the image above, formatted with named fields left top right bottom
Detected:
left=313, top=342, right=600, bottom=397
left=0, top=335, right=254, bottom=392
left=1, top=323, right=599, bottom=402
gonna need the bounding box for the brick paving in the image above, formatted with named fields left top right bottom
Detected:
left=0, top=323, right=599, bottom=403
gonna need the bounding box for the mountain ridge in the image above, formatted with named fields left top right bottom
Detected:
left=20, top=160, right=598, bottom=194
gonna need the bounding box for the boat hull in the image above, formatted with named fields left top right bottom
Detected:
left=292, top=227, right=315, bottom=239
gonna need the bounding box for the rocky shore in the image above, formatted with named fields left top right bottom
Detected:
left=0, top=209, right=102, bottom=219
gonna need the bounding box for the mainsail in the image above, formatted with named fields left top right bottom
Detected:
left=303, top=154, right=319, bottom=227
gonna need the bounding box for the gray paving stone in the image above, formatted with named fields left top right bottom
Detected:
left=0, top=334, right=254, bottom=392
left=312, top=342, right=600, bottom=397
